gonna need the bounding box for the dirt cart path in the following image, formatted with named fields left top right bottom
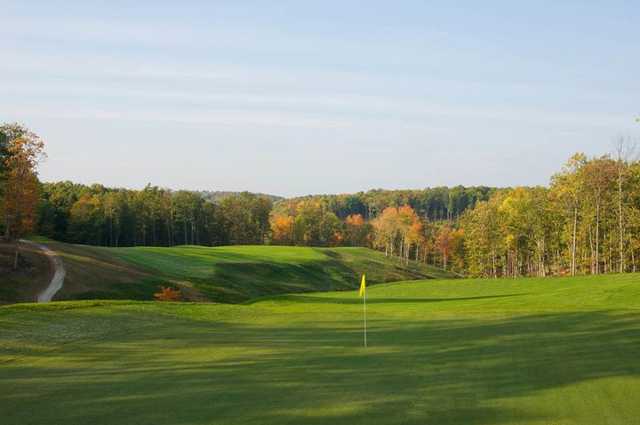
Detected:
left=20, top=240, right=66, bottom=303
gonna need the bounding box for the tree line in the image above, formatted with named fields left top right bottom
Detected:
left=6, top=122, right=640, bottom=279
left=36, top=183, right=489, bottom=251
left=280, top=186, right=494, bottom=221
left=320, top=143, right=640, bottom=279
left=38, top=182, right=273, bottom=247
left=461, top=146, right=640, bottom=278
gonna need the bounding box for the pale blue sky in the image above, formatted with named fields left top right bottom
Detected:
left=1, top=1, right=638, bottom=196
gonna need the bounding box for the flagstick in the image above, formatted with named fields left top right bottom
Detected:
left=363, top=289, right=367, bottom=348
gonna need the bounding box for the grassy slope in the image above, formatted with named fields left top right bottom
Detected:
left=0, top=242, right=50, bottom=304
left=35, top=240, right=167, bottom=302
left=105, top=245, right=452, bottom=302
left=31, top=242, right=452, bottom=303
left=2, top=273, right=640, bottom=425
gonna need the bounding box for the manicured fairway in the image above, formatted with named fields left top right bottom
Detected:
left=2, top=274, right=640, bottom=424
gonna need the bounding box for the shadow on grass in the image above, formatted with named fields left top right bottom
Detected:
left=202, top=258, right=363, bottom=303
left=204, top=251, right=450, bottom=304
left=270, top=293, right=529, bottom=305
left=2, top=309, right=640, bottom=424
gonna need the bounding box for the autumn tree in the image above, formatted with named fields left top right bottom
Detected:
left=0, top=124, right=46, bottom=268
left=435, top=225, right=455, bottom=270
left=372, top=207, right=400, bottom=257
left=550, top=154, right=586, bottom=275
left=344, top=214, right=372, bottom=247
left=372, top=205, right=424, bottom=264
left=499, top=187, right=557, bottom=277
left=461, top=195, right=504, bottom=277
left=395, top=206, right=422, bottom=265
left=270, top=214, right=295, bottom=244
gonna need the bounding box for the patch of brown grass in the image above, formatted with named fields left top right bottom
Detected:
left=0, top=242, right=50, bottom=303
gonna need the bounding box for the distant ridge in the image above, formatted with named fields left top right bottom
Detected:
left=199, top=190, right=284, bottom=204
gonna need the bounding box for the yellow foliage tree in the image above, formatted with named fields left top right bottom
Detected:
left=270, top=214, right=295, bottom=244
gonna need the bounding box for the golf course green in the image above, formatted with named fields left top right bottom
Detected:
left=2, top=272, right=639, bottom=425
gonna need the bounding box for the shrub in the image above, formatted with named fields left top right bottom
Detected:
left=154, top=286, right=181, bottom=301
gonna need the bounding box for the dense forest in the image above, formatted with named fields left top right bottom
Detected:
left=35, top=182, right=490, bottom=250
left=3, top=122, right=640, bottom=279
left=37, top=183, right=273, bottom=247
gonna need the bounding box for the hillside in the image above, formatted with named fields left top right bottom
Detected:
left=10, top=241, right=453, bottom=303
left=0, top=242, right=51, bottom=303
left=2, top=273, right=639, bottom=425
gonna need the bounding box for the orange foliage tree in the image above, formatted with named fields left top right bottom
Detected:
left=435, top=225, right=465, bottom=271
left=270, top=214, right=295, bottom=245
left=372, top=207, right=399, bottom=256
left=0, top=124, right=45, bottom=269
left=154, top=286, right=182, bottom=301
left=397, top=206, right=422, bottom=264
left=372, top=205, right=424, bottom=264
left=344, top=214, right=372, bottom=246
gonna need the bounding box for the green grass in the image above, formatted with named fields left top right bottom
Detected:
left=37, top=242, right=452, bottom=303
left=2, top=273, right=640, bottom=424
left=107, top=245, right=453, bottom=302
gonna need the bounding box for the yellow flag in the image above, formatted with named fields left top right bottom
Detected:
left=359, top=274, right=366, bottom=297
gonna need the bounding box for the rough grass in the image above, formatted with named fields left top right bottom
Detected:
left=34, top=240, right=167, bottom=302
left=26, top=242, right=453, bottom=303
left=0, top=242, right=50, bottom=304
left=2, top=273, right=640, bottom=424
